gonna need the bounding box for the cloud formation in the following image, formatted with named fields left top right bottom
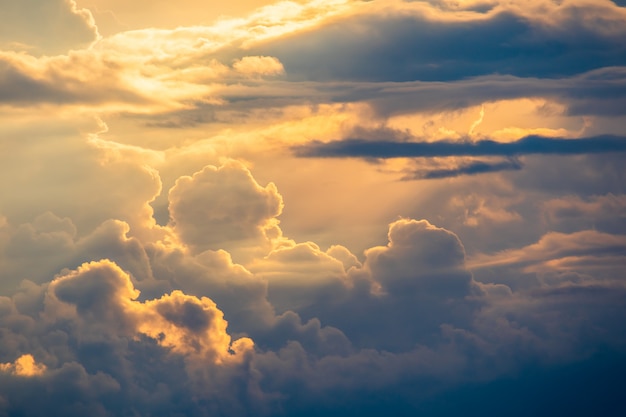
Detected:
left=294, top=134, right=626, bottom=158
left=1, top=0, right=626, bottom=415
left=0, top=0, right=99, bottom=54
left=402, top=157, right=524, bottom=180
left=250, top=0, right=626, bottom=83
left=168, top=160, right=284, bottom=259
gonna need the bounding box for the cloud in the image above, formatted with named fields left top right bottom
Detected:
left=168, top=160, right=284, bottom=259
left=0, top=354, right=47, bottom=377
left=266, top=218, right=486, bottom=352
left=233, top=56, right=285, bottom=76
left=47, top=255, right=256, bottom=364
left=0, top=117, right=162, bottom=237
left=305, top=67, right=626, bottom=118
left=294, top=134, right=626, bottom=159
left=0, top=49, right=195, bottom=109
left=1, top=191, right=626, bottom=416
left=401, top=157, right=524, bottom=180
left=250, top=241, right=352, bottom=314
left=468, top=229, right=626, bottom=273
left=0, top=0, right=99, bottom=54
left=250, top=0, right=626, bottom=82
left=12, top=259, right=256, bottom=413
left=542, top=194, right=626, bottom=234
left=1, top=0, right=623, bottom=123
left=1, top=0, right=626, bottom=415
left=0, top=361, right=121, bottom=417
left=511, top=152, right=626, bottom=196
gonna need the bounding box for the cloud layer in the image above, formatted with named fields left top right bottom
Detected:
left=1, top=0, right=625, bottom=415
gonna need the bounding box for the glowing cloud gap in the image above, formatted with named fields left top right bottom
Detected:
left=294, top=135, right=626, bottom=158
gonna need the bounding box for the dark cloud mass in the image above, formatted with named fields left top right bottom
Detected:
left=1, top=214, right=626, bottom=417
left=294, top=134, right=626, bottom=160
left=251, top=5, right=626, bottom=82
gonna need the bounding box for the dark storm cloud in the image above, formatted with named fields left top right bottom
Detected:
left=249, top=5, right=626, bottom=83
left=294, top=135, right=626, bottom=159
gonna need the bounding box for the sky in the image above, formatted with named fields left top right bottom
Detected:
left=1, top=0, right=626, bottom=416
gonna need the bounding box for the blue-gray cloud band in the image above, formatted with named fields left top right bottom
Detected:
left=402, top=157, right=524, bottom=180
left=293, top=135, right=626, bottom=159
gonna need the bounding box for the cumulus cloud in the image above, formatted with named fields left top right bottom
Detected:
left=0, top=354, right=47, bottom=377
left=168, top=160, right=284, bottom=259
left=254, top=218, right=486, bottom=352
left=0, top=259, right=260, bottom=415
left=250, top=241, right=351, bottom=313
left=1, top=220, right=342, bottom=414
left=1, top=180, right=625, bottom=415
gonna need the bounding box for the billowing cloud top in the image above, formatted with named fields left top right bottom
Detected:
left=1, top=0, right=626, bottom=416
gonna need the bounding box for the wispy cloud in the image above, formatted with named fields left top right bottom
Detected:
left=402, top=157, right=523, bottom=180
left=294, top=135, right=626, bottom=158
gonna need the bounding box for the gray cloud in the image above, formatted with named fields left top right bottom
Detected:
left=542, top=194, right=626, bottom=235
left=249, top=4, right=626, bottom=83
left=401, top=157, right=524, bottom=180
left=294, top=134, right=626, bottom=159
left=1, top=1, right=626, bottom=414
left=0, top=53, right=150, bottom=106
left=1, top=207, right=626, bottom=416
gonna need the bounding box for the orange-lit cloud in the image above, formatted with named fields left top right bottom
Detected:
left=47, top=259, right=253, bottom=364
left=0, top=354, right=47, bottom=377
left=168, top=160, right=285, bottom=260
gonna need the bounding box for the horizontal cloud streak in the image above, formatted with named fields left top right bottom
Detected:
left=294, top=135, right=626, bottom=159
left=402, top=157, right=524, bottom=180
